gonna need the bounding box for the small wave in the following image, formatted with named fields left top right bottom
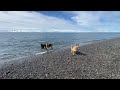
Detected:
left=82, top=40, right=100, bottom=43
left=35, top=50, right=54, bottom=55
left=35, top=51, right=47, bottom=55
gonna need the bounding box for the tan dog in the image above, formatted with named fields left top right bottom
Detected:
left=71, top=44, right=80, bottom=56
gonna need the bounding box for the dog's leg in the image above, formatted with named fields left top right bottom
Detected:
left=50, top=46, right=53, bottom=50
left=51, top=47, right=53, bottom=50
left=46, top=47, right=48, bottom=51
left=73, top=52, right=75, bottom=56
left=45, top=44, right=48, bottom=51
left=71, top=50, right=73, bottom=54
left=71, top=50, right=74, bottom=56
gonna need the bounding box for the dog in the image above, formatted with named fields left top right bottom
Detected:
left=46, top=44, right=53, bottom=49
left=71, top=44, right=80, bottom=56
left=41, top=43, right=53, bottom=50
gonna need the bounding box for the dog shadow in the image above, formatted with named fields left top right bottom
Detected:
left=76, top=51, right=86, bottom=56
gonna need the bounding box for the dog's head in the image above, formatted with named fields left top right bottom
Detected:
left=76, top=44, right=80, bottom=49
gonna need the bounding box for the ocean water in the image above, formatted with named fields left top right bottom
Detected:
left=0, top=32, right=120, bottom=62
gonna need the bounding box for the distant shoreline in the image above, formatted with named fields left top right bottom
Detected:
left=0, top=37, right=120, bottom=79
left=1, top=32, right=120, bottom=33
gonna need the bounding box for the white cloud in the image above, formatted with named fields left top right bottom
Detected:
left=71, top=11, right=101, bottom=26
left=66, top=11, right=120, bottom=32
left=0, top=11, right=120, bottom=32
left=0, top=11, right=82, bottom=32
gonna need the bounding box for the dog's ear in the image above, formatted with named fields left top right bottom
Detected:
left=76, top=44, right=79, bottom=46
left=76, top=44, right=80, bottom=47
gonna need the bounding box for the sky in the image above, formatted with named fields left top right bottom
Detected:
left=0, top=11, right=120, bottom=32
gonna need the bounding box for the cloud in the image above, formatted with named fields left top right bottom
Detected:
left=71, top=11, right=100, bottom=26
left=0, top=11, right=83, bottom=32
left=65, top=11, right=120, bottom=32
left=0, top=11, right=120, bottom=32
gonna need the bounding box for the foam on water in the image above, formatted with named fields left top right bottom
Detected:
left=35, top=51, right=47, bottom=55
left=35, top=50, right=54, bottom=55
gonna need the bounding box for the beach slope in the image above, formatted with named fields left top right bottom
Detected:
left=0, top=38, right=120, bottom=79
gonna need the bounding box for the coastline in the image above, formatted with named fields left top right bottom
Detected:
left=0, top=38, right=120, bottom=79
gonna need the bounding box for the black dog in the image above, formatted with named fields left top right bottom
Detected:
left=41, top=44, right=53, bottom=50
left=41, top=44, right=47, bottom=49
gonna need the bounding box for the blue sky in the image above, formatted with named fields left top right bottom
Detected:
left=39, top=11, right=74, bottom=21
left=0, top=11, right=120, bottom=32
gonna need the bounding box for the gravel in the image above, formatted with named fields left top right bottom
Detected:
left=0, top=38, right=120, bottom=79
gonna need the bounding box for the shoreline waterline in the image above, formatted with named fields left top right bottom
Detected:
left=0, top=37, right=119, bottom=65
left=1, top=32, right=120, bottom=62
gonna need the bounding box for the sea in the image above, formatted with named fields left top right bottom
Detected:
left=0, top=32, right=120, bottom=63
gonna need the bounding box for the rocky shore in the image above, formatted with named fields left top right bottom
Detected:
left=0, top=38, right=120, bottom=79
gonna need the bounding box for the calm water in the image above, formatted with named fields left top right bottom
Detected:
left=0, top=32, right=120, bottom=62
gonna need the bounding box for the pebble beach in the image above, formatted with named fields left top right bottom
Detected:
left=0, top=38, right=120, bottom=79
